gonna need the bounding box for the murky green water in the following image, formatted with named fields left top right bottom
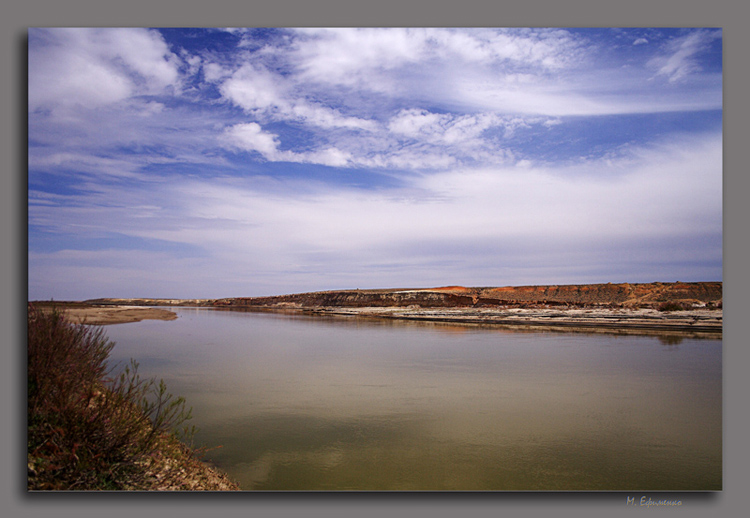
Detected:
left=104, top=308, right=722, bottom=491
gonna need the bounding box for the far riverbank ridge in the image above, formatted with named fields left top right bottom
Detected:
left=82, top=282, right=722, bottom=310
left=56, top=282, right=722, bottom=335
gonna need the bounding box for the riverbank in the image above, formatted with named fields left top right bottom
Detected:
left=28, top=431, right=239, bottom=491
left=35, top=301, right=723, bottom=335
left=32, top=280, right=723, bottom=335
left=27, top=305, right=239, bottom=491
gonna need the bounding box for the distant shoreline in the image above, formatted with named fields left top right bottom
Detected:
left=34, top=303, right=723, bottom=337
left=30, top=282, right=723, bottom=334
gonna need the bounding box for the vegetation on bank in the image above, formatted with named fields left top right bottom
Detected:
left=27, top=304, right=236, bottom=490
left=657, top=300, right=721, bottom=311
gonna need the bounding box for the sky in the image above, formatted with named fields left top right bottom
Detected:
left=27, top=27, right=723, bottom=300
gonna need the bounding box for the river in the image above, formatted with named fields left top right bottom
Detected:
left=104, top=307, right=722, bottom=491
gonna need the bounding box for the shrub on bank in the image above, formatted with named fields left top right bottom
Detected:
left=657, top=301, right=689, bottom=312
left=27, top=305, right=195, bottom=490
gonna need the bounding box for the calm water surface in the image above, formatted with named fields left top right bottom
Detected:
left=104, top=308, right=722, bottom=491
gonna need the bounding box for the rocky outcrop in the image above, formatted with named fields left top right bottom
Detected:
left=217, top=289, right=475, bottom=308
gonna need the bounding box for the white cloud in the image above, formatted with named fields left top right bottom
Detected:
left=202, top=62, right=232, bottom=83
left=414, top=133, right=722, bottom=242
left=221, top=28, right=591, bottom=124
left=288, top=28, right=428, bottom=92
left=649, top=30, right=721, bottom=82
left=223, top=112, right=518, bottom=170
left=289, top=28, right=582, bottom=89
left=220, top=62, right=378, bottom=131
left=360, top=149, right=459, bottom=170
left=211, top=28, right=722, bottom=170
left=288, top=103, right=377, bottom=131
left=386, top=109, right=501, bottom=144
left=223, top=102, right=537, bottom=170
left=224, top=122, right=281, bottom=157
left=381, top=109, right=520, bottom=166
left=29, top=28, right=181, bottom=113
left=223, top=122, right=352, bottom=167
left=220, top=63, right=287, bottom=112
left=388, top=109, right=448, bottom=138
left=95, top=132, right=722, bottom=266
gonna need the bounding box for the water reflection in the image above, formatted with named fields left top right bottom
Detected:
left=658, top=335, right=684, bottom=345
left=105, top=308, right=722, bottom=491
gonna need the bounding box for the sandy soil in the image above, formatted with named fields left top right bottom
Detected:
left=37, top=305, right=178, bottom=325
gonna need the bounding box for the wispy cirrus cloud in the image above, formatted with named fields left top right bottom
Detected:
left=649, top=29, right=722, bottom=83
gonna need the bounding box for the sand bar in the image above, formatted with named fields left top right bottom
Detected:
left=32, top=304, right=178, bottom=325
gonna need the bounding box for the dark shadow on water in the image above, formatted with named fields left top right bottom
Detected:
left=658, top=335, right=685, bottom=345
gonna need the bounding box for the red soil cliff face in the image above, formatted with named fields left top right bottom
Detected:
left=474, top=282, right=721, bottom=306
left=218, top=282, right=722, bottom=309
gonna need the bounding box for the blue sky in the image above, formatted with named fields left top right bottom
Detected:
left=28, top=27, right=723, bottom=300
